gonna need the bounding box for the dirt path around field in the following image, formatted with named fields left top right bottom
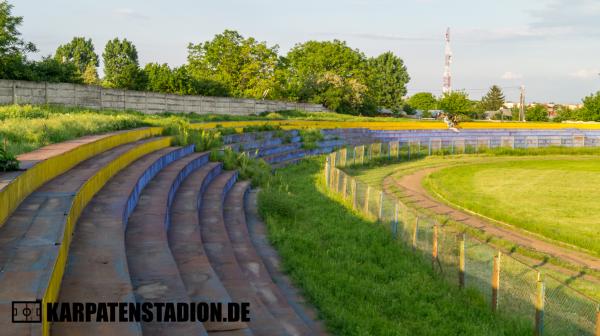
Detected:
left=383, top=167, right=600, bottom=272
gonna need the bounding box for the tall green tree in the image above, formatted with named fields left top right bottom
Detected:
left=0, top=1, right=36, bottom=79
left=480, top=85, right=505, bottom=111
left=366, top=51, right=410, bottom=112
left=279, top=40, right=374, bottom=114
left=406, top=92, right=438, bottom=111
left=55, top=37, right=99, bottom=84
left=144, top=63, right=172, bottom=93
left=102, top=38, right=146, bottom=90
left=187, top=30, right=278, bottom=99
left=525, top=104, right=549, bottom=121
left=439, top=91, right=472, bottom=115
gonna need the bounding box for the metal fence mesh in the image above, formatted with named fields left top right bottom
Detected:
left=324, top=142, right=599, bottom=336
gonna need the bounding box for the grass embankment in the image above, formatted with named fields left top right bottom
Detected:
left=0, top=104, right=414, bottom=155
left=425, top=159, right=600, bottom=257
left=258, top=158, right=530, bottom=335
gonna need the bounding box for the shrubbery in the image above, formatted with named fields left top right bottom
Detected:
left=210, top=148, right=271, bottom=187
left=0, top=145, right=19, bottom=172
left=299, top=129, right=323, bottom=150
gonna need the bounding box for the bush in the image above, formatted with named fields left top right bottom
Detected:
left=210, top=148, right=271, bottom=186
left=214, top=124, right=238, bottom=136
left=0, top=146, right=19, bottom=172
left=526, top=105, right=549, bottom=122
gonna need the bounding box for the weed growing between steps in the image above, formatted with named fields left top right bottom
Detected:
left=258, top=158, right=531, bottom=335
left=210, top=148, right=271, bottom=187
left=241, top=124, right=282, bottom=133
left=299, top=129, right=324, bottom=150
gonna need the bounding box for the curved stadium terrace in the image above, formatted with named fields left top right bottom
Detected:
left=0, top=126, right=599, bottom=335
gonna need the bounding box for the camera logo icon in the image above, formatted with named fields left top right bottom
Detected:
left=12, top=301, right=42, bottom=323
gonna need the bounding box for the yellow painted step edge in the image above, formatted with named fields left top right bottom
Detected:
left=41, top=135, right=173, bottom=336
left=0, top=127, right=163, bottom=227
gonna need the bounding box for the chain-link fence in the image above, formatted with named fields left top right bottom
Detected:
left=324, top=140, right=600, bottom=336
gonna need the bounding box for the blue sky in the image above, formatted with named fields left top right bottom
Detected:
left=12, top=0, right=600, bottom=103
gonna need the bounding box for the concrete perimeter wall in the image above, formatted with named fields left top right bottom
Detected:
left=0, top=79, right=327, bottom=115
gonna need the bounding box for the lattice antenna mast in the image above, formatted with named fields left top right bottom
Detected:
left=442, top=27, right=452, bottom=95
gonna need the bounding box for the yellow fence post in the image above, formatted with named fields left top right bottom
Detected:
left=491, top=252, right=501, bottom=312
left=412, top=216, right=419, bottom=252
left=340, top=148, right=347, bottom=167
left=535, top=275, right=545, bottom=336
left=342, top=173, right=347, bottom=199
left=459, top=233, right=466, bottom=289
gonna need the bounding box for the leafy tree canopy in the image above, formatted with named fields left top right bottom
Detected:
left=366, top=51, right=410, bottom=112
left=279, top=40, right=376, bottom=114
left=144, top=63, right=228, bottom=96
left=102, top=38, right=146, bottom=90
left=28, top=56, right=82, bottom=83
left=0, top=1, right=36, bottom=79
left=187, top=30, right=279, bottom=99
left=0, top=1, right=36, bottom=56
left=439, top=91, right=472, bottom=115
left=580, top=91, right=600, bottom=121
left=406, top=92, right=437, bottom=111
left=55, top=37, right=98, bottom=76
left=525, top=104, right=549, bottom=121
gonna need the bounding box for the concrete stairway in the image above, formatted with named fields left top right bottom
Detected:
left=0, top=128, right=335, bottom=335
left=0, top=136, right=171, bottom=336
left=125, top=152, right=210, bottom=336
left=199, top=172, right=288, bottom=335
left=53, top=146, right=192, bottom=335
left=223, top=182, right=316, bottom=335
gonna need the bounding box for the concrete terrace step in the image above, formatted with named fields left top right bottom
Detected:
left=245, top=190, right=327, bottom=335
left=0, top=136, right=171, bottom=336
left=200, top=172, right=288, bottom=335
left=227, top=135, right=302, bottom=154
left=262, top=149, right=307, bottom=165
left=0, top=127, right=163, bottom=226
left=168, top=162, right=251, bottom=335
left=223, top=182, right=314, bottom=335
left=54, top=146, right=194, bottom=336
left=246, top=143, right=302, bottom=159
left=126, top=152, right=210, bottom=336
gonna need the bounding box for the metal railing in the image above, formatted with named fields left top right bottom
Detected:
left=324, top=139, right=600, bottom=336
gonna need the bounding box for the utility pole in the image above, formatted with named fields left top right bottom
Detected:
left=442, top=27, right=452, bottom=95
left=519, top=85, right=526, bottom=122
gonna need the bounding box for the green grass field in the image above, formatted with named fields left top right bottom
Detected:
left=258, top=158, right=530, bottom=335
left=425, top=159, right=600, bottom=257
left=345, top=152, right=600, bottom=300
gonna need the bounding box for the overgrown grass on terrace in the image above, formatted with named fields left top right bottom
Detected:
left=258, top=158, right=530, bottom=335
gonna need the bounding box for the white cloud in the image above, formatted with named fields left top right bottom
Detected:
left=569, top=68, right=600, bottom=79
left=501, top=71, right=523, bottom=80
